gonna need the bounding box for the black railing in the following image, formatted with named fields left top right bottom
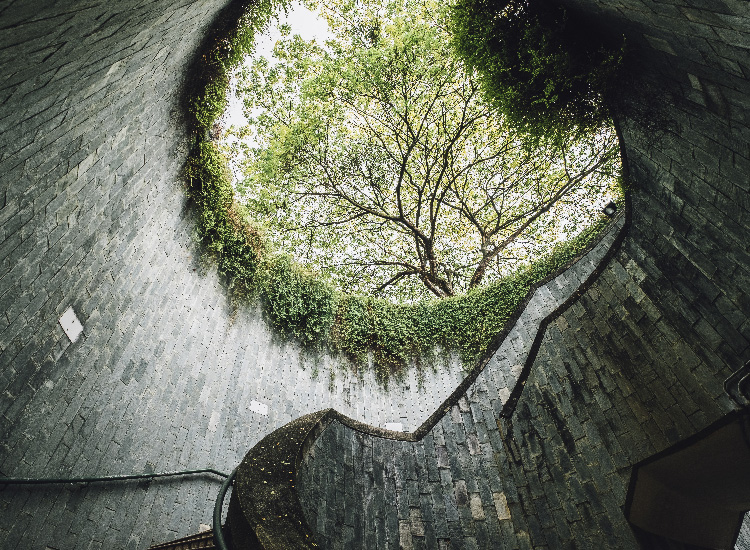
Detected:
left=725, top=361, right=750, bottom=408
left=0, top=468, right=228, bottom=485
left=213, top=467, right=237, bottom=550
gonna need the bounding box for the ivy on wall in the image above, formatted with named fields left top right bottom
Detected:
left=183, top=0, right=618, bottom=382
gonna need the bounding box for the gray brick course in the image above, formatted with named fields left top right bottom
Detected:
left=1, top=0, right=749, bottom=548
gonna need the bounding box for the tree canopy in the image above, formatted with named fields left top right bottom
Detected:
left=224, top=0, right=621, bottom=302
left=449, top=0, right=626, bottom=140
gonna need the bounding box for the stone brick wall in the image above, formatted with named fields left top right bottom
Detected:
left=0, top=0, right=622, bottom=547
left=296, top=1, right=750, bottom=548
left=0, top=0, right=487, bottom=546
left=296, top=235, right=741, bottom=549
left=566, top=0, right=750, bottom=374
left=0, top=0, right=747, bottom=548
left=0, top=2, right=235, bottom=547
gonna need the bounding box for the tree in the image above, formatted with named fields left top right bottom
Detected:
left=225, top=0, right=621, bottom=302
left=449, top=0, right=626, bottom=141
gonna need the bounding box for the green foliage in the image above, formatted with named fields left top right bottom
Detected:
left=184, top=139, right=265, bottom=291
left=259, top=255, right=339, bottom=346
left=229, top=0, right=620, bottom=302
left=219, top=206, right=266, bottom=290
left=185, top=141, right=233, bottom=238
left=328, top=215, right=608, bottom=379
left=183, top=0, right=622, bottom=382
left=186, top=0, right=289, bottom=131
left=449, top=0, right=625, bottom=141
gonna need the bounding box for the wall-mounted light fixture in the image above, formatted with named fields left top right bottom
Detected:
left=602, top=201, right=617, bottom=217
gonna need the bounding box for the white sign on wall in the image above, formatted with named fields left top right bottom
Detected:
left=59, top=306, right=83, bottom=343
left=249, top=400, right=269, bottom=416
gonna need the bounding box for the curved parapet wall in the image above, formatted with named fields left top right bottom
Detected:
left=223, top=212, right=626, bottom=549
left=223, top=205, right=627, bottom=549
left=228, top=409, right=335, bottom=550
left=336, top=209, right=628, bottom=441
left=291, top=208, right=635, bottom=549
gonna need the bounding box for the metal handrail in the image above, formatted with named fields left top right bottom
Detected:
left=0, top=468, right=229, bottom=485
left=1, top=467, right=236, bottom=548
left=724, top=361, right=750, bottom=408
left=213, top=468, right=237, bottom=550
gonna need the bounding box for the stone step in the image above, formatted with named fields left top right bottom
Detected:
left=148, top=529, right=216, bottom=550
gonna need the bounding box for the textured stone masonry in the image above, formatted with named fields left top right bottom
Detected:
left=296, top=0, right=750, bottom=548
left=1, top=0, right=749, bottom=548
left=0, top=1, right=622, bottom=547
left=297, top=207, right=744, bottom=549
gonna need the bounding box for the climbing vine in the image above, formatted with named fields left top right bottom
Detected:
left=183, top=0, right=621, bottom=382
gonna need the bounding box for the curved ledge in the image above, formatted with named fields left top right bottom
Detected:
left=228, top=409, right=337, bottom=550
left=340, top=200, right=629, bottom=441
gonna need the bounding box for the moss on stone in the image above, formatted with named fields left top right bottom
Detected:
left=229, top=410, right=335, bottom=550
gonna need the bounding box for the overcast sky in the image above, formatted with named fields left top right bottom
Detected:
left=223, top=1, right=332, bottom=128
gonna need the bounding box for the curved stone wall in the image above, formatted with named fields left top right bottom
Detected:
left=0, top=0, right=624, bottom=547
left=0, top=0, right=748, bottom=549
left=296, top=0, right=750, bottom=548
left=296, top=217, right=632, bottom=549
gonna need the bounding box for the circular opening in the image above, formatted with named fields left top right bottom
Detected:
left=219, top=0, right=623, bottom=303
left=185, top=0, right=626, bottom=378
